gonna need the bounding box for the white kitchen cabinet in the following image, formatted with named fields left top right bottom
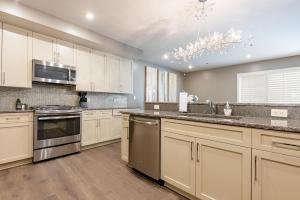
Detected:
left=99, top=117, right=113, bottom=142
left=81, top=118, right=98, bottom=146
left=121, top=114, right=129, bottom=162
left=196, top=138, right=251, bottom=200
left=0, top=113, right=33, bottom=164
left=120, top=58, right=133, bottom=94
left=76, top=45, right=93, bottom=91
left=252, top=149, right=300, bottom=200
left=107, top=55, right=121, bottom=92
left=92, top=51, right=107, bottom=92
left=56, top=39, right=75, bottom=66
left=82, top=110, right=120, bottom=147
left=111, top=116, right=122, bottom=140
left=161, top=131, right=196, bottom=195
left=33, top=32, right=56, bottom=62
left=1, top=23, right=32, bottom=88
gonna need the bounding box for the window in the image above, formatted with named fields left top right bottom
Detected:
left=145, top=66, right=158, bottom=102
left=168, top=72, right=177, bottom=102
left=158, top=70, right=168, bottom=102
left=238, top=67, right=300, bottom=103
left=145, top=66, right=178, bottom=102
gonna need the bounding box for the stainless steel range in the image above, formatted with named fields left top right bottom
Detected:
left=33, top=105, right=82, bottom=162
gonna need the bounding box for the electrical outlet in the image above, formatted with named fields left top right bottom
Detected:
left=154, top=105, right=160, bottom=110
left=271, top=109, right=288, bottom=118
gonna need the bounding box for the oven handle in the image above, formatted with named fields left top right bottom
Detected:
left=38, top=115, right=80, bottom=120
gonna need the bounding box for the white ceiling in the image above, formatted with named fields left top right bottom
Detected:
left=19, top=0, right=300, bottom=72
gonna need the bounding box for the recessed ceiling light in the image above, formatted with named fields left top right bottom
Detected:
left=85, top=12, right=95, bottom=20
left=163, top=54, right=169, bottom=60
left=246, top=54, right=252, bottom=59
left=188, top=65, right=193, bottom=69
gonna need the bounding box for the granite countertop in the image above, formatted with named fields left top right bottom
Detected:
left=0, top=109, right=34, bottom=113
left=83, top=107, right=140, bottom=111
left=121, top=110, right=300, bottom=134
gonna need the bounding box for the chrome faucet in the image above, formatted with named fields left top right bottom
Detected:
left=206, top=100, right=217, bottom=115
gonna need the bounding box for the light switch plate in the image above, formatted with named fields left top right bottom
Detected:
left=271, top=109, right=288, bottom=118
left=154, top=105, right=160, bottom=110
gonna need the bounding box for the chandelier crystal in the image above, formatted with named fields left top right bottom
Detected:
left=171, top=29, right=254, bottom=61
left=193, top=0, right=214, bottom=21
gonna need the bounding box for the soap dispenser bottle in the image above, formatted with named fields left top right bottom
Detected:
left=224, top=101, right=232, bottom=116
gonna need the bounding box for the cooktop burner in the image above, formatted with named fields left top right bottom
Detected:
left=32, top=105, right=82, bottom=114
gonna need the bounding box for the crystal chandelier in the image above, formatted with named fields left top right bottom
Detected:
left=171, top=29, right=254, bottom=61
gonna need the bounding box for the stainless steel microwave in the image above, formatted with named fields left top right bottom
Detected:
left=32, top=59, right=76, bottom=85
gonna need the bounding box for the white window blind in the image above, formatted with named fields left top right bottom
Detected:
left=168, top=72, right=177, bottom=102
left=145, top=66, right=158, bottom=102
left=238, top=67, right=300, bottom=103
left=158, top=70, right=168, bottom=102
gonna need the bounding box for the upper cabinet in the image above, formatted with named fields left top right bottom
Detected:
left=1, top=23, right=32, bottom=88
left=33, top=33, right=56, bottom=62
left=92, top=51, right=107, bottom=92
left=107, top=55, right=121, bottom=93
left=76, top=45, right=92, bottom=91
left=56, top=39, right=75, bottom=66
left=120, top=58, right=133, bottom=94
left=32, top=33, right=75, bottom=66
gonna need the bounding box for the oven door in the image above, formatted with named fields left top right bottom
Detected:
left=34, top=114, right=81, bottom=149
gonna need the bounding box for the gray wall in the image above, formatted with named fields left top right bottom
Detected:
left=184, top=55, right=300, bottom=102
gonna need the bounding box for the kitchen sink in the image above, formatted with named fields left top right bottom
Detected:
left=176, top=113, right=242, bottom=120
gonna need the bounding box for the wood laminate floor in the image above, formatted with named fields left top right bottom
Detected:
left=0, top=143, right=187, bottom=200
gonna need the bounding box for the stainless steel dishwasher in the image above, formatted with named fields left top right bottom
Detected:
left=128, top=116, right=162, bottom=182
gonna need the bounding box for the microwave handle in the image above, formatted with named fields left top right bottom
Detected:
left=38, top=115, right=80, bottom=120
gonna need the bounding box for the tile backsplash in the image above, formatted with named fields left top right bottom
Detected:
left=0, top=84, right=128, bottom=109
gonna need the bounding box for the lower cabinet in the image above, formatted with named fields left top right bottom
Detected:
left=252, top=149, right=300, bottom=200
left=195, top=138, right=251, bottom=200
left=121, top=114, right=129, bottom=162
left=161, top=131, right=196, bottom=195
left=81, top=110, right=122, bottom=147
left=0, top=113, right=33, bottom=164
left=161, top=119, right=251, bottom=200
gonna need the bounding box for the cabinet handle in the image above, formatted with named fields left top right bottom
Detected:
left=127, top=129, right=129, bottom=140
left=190, top=141, right=194, bottom=161
left=5, top=117, right=20, bottom=120
left=272, top=141, right=300, bottom=151
left=254, top=155, right=258, bottom=181
left=196, top=143, right=200, bottom=162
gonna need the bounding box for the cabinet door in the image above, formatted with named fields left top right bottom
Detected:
left=76, top=45, right=92, bottom=91
left=111, top=116, right=122, bottom=139
left=121, top=126, right=129, bottom=162
left=161, top=131, right=196, bottom=195
left=92, top=51, right=107, bottom=92
left=195, top=138, right=251, bottom=200
left=0, top=123, right=33, bottom=164
left=33, top=32, right=55, bottom=62
left=56, top=39, right=75, bottom=66
left=2, top=24, right=32, bottom=88
left=107, top=56, right=120, bottom=92
left=120, top=58, right=133, bottom=94
left=252, top=149, right=300, bottom=200
left=81, top=119, right=98, bottom=146
left=98, top=117, right=112, bottom=142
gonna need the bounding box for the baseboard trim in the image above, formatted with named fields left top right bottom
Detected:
left=0, top=158, right=32, bottom=171
left=81, top=139, right=121, bottom=151
left=164, top=182, right=199, bottom=200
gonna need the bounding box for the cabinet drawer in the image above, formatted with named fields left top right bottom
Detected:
left=162, top=119, right=252, bottom=147
left=0, top=113, right=33, bottom=124
left=98, top=110, right=112, bottom=119
left=82, top=110, right=98, bottom=119
left=252, top=129, right=300, bottom=157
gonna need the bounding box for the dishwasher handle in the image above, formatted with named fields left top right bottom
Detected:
left=129, top=119, right=159, bottom=126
